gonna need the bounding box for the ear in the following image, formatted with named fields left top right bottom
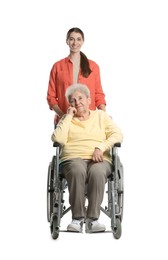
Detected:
left=88, top=97, right=91, bottom=105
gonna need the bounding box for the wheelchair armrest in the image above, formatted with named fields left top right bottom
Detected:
left=114, top=143, right=121, bottom=147
left=53, top=142, right=61, bottom=147
left=53, top=142, right=121, bottom=148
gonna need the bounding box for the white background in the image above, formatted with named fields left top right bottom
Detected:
left=0, top=0, right=168, bottom=259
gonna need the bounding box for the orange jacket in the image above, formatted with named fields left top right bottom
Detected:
left=47, top=57, right=106, bottom=113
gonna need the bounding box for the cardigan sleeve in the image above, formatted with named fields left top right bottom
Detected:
left=95, top=113, right=123, bottom=152
left=51, top=114, right=73, bottom=145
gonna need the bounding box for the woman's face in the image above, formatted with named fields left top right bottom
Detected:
left=69, top=91, right=91, bottom=114
left=66, top=32, right=84, bottom=53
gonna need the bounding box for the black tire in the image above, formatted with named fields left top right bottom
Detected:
left=47, top=157, right=55, bottom=222
left=116, top=157, right=124, bottom=222
left=51, top=216, right=59, bottom=239
left=113, top=218, right=122, bottom=239
left=118, top=162, right=124, bottom=222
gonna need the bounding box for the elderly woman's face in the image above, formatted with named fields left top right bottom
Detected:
left=69, top=91, right=91, bottom=112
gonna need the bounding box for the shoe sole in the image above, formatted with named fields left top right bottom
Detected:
left=85, top=228, right=106, bottom=233
left=67, top=227, right=82, bottom=232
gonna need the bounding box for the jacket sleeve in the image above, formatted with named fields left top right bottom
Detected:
left=51, top=114, right=73, bottom=145
left=93, top=62, right=106, bottom=107
left=96, top=113, right=123, bottom=152
left=47, top=64, right=58, bottom=110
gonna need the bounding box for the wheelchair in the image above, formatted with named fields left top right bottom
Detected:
left=47, top=142, right=124, bottom=240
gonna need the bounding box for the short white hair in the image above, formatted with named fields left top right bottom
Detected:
left=65, top=83, right=90, bottom=103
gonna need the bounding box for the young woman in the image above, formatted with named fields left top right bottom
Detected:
left=47, top=27, right=106, bottom=123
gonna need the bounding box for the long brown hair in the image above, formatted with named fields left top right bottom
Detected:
left=66, top=27, right=92, bottom=78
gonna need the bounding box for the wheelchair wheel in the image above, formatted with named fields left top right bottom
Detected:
left=50, top=216, right=59, bottom=239
left=47, top=156, right=55, bottom=222
left=113, top=217, right=122, bottom=239
left=118, top=162, right=124, bottom=222
left=119, top=164, right=124, bottom=222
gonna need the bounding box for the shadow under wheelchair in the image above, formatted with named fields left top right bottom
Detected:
left=47, top=143, right=124, bottom=240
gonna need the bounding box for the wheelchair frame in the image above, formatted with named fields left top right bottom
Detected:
left=47, top=143, right=124, bottom=239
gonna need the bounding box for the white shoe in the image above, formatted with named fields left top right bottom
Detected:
left=67, top=219, right=83, bottom=232
left=85, top=219, right=106, bottom=233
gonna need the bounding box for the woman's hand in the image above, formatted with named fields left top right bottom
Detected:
left=92, top=148, right=103, bottom=162
left=67, top=107, right=77, bottom=116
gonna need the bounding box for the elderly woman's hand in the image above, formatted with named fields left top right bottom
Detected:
left=67, top=107, right=77, bottom=116
left=92, top=148, right=103, bottom=162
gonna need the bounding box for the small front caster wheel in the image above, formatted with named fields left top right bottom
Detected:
left=113, top=218, right=122, bottom=239
left=50, top=216, right=59, bottom=239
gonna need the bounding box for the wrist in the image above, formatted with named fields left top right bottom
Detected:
left=98, top=104, right=106, bottom=111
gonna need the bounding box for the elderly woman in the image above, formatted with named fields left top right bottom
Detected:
left=51, top=83, right=123, bottom=233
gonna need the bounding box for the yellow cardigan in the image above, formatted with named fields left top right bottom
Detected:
left=51, top=110, right=123, bottom=163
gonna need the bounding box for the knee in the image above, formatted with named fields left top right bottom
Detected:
left=88, top=166, right=106, bottom=183
left=64, top=158, right=87, bottom=180
left=88, top=161, right=111, bottom=180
